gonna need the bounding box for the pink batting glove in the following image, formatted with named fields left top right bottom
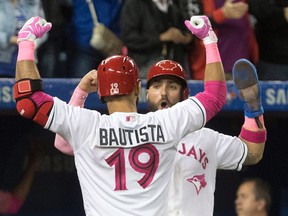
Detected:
left=184, top=15, right=218, bottom=45
left=18, top=16, right=52, bottom=43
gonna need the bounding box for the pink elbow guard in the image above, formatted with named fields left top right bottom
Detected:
left=14, top=79, right=53, bottom=127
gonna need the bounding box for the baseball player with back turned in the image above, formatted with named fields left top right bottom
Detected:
left=14, top=15, right=226, bottom=215
left=55, top=58, right=266, bottom=215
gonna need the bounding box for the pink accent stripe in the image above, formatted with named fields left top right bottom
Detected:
left=31, top=91, right=53, bottom=107
left=240, top=127, right=267, bottom=143
left=17, top=41, right=35, bottom=61
left=205, top=43, right=221, bottom=64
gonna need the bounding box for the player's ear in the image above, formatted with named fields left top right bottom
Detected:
left=135, top=80, right=141, bottom=97
left=257, top=199, right=266, bottom=211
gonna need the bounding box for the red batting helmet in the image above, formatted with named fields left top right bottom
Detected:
left=147, top=60, right=190, bottom=99
left=97, top=55, right=140, bottom=100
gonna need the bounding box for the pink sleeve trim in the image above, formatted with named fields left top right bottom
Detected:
left=195, top=80, right=226, bottom=122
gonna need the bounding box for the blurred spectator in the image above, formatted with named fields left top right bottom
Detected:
left=0, top=0, right=48, bottom=78
left=181, top=0, right=258, bottom=80
left=37, top=0, right=72, bottom=78
left=66, top=0, right=124, bottom=78
left=235, top=177, right=272, bottom=216
left=175, top=0, right=203, bottom=80
left=248, top=0, right=288, bottom=81
left=120, top=0, right=192, bottom=79
left=0, top=131, right=43, bottom=215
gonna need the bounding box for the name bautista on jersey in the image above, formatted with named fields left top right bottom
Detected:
left=98, top=124, right=165, bottom=147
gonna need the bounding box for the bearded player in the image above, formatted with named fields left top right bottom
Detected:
left=151, top=58, right=267, bottom=216
left=14, top=15, right=227, bottom=215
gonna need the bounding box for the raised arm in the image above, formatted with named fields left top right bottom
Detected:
left=233, top=59, right=266, bottom=165
left=14, top=17, right=53, bottom=127
left=54, top=70, right=98, bottom=155
left=185, top=16, right=226, bottom=122
left=15, top=17, right=51, bottom=81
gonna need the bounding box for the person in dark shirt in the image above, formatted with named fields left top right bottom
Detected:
left=120, top=0, right=192, bottom=79
left=248, top=0, right=288, bottom=80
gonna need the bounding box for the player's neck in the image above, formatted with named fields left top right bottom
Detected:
left=107, top=100, right=137, bottom=114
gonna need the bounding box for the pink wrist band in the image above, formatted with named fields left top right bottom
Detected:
left=69, top=86, right=88, bottom=107
left=205, top=43, right=221, bottom=64
left=243, top=116, right=265, bottom=131
left=17, top=41, right=35, bottom=61
left=240, top=127, right=267, bottom=143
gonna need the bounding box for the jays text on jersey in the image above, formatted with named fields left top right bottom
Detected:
left=168, top=128, right=248, bottom=216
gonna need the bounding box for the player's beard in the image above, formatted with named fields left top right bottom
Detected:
left=147, top=100, right=159, bottom=112
left=147, top=96, right=174, bottom=112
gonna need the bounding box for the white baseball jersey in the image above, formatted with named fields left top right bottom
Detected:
left=168, top=128, right=248, bottom=216
left=45, top=96, right=206, bottom=216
